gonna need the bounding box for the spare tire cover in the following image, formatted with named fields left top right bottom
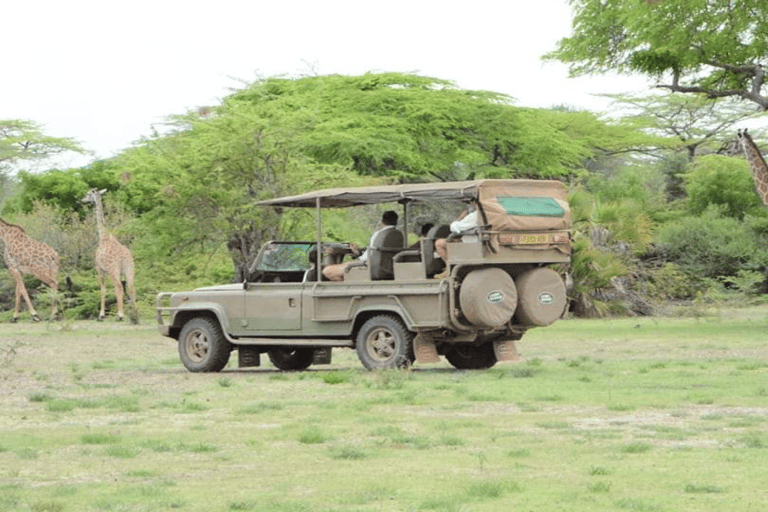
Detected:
left=514, top=267, right=567, bottom=327
left=459, top=268, right=517, bottom=328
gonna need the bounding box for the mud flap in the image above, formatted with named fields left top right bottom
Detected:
left=493, top=338, right=520, bottom=362
left=313, top=347, right=332, bottom=365
left=413, top=333, right=440, bottom=364
left=238, top=346, right=261, bottom=368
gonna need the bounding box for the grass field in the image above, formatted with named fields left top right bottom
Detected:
left=1, top=306, right=767, bottom=511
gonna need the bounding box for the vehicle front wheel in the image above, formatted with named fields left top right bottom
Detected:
left=178, top=317, right=231, bottom=372
left=356, top=314, right=414, bottom=370
left=267, top=348, right=314, bottom=371
left=445, top=343, right=497, bottom=370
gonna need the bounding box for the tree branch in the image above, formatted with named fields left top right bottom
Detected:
left=655, top=82, right=768, bottom=110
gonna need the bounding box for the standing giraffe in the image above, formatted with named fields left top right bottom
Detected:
left=81, top=188, right=138, bottom=323
left=736, top=129, right=768, bottom=212
left=0, top=218, right=59, bottom=322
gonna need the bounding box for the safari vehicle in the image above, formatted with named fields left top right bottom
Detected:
left=156, top=179, right=571, bottom=372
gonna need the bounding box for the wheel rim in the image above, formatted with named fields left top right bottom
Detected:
left=184, top=329, right=210, bottom=362
left=365, top=327, right=396, bottom=362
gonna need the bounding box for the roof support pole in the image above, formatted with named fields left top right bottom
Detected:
left=401, top=200, right=409, bottom=248
left=316, top=197, right=322, bottom=282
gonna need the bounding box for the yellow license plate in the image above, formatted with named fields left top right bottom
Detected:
left=518, top=234, right=550, bottom=244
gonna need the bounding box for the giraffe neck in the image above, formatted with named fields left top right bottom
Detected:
left=0, top=220, right=23, bottom=244
left=93, top=195, right=108, bottom=240
left=741, top=134, right=768, bottom=208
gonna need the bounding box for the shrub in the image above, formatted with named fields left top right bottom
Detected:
left=643, top=263, right=700, bottom=301
left=684, top=155, right=766, bottom=220
left=298, top=427, right=329, bottom=444
left=655, top=206, right=768, bottom=285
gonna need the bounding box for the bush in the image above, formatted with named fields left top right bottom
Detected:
left=655, top=206, right=768, bottom=285
left=643, top=263, right=701, bottom=301
left=684, top=155, right=766, bottom=220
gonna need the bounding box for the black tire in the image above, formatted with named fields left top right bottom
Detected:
left=355, top=314, right=414, bottom=370
left=178, top=317, right=231, bottom=372
left=267, top=348, right=314, bottom=371
left=445, top=343, right=497, bottom=370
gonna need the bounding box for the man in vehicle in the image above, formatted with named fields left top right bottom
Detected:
left=434, top=200, right=481, bottom=270
left=408, top=222, right=434, bottom=250
left=322, top=210, right=399, bottom=281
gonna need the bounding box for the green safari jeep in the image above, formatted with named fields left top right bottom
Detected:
left=156, top=179, right=571, bottom=371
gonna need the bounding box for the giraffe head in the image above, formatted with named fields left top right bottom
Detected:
left=735, top=129, right=768, bottom=165
left=82, top=188, right=107, bottom=205
left=735, top=129, right=750, bottom=153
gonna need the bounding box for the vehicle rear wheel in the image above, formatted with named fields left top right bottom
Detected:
left=445, top=343, right=497, bottom=370
left=178, top=317, right=231, bottom=372
left=356, top=315, right=414, bottom=370
left=267, top=348, right=314, bottom=371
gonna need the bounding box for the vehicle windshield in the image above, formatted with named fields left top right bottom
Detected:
left=253, top=242, right=314, bottom=272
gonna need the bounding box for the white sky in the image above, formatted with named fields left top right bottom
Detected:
left=5, top=0, right=646, bottom=171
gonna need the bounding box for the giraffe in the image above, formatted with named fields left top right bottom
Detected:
left=736, top=129, right=768, bottom=212
left=82, top=188, right=138, bottom=323
left=0, top=218, right=59, bottom=322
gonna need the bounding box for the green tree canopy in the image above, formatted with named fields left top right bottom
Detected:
left=684, top=154, right=766, bottom=220
left=547, top=0, right=768, bottom=109
left=0, top=119, right=83, bottom=174
left=226, top=73, right=605, bottom=179
left=7, top=160, right=118, bottom=214
left=112, top=73, right=645, bottom=277
left=605, top=93, right=760, bottom=159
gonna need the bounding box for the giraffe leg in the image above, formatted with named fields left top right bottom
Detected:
left=50, top=286, right=59, bottom=320
left=36, top=272, right=59, bottom=321
left=126, top=278, right=139, bottom=324
left=45, top=281, right=59, bottom=320
left=9, top=270, right=39, bottom=322
left=109, top=273, right=125, bottom=321
left=11, top=280, right=22, bottom=323
left=98, top=272, right=108, bottom=321
left=124, top=260, right=139, bottom=324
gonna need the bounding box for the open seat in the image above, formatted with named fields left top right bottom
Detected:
left=345, top=228, right=404, bottom=280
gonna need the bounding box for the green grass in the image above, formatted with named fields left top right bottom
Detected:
left=0, top=308, right=767, bottom=511
left=298, top=426, right=330, bottom=444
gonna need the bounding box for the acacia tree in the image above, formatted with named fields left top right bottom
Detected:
left=547, top=0, right=768, bottom=109
left=605, top=93, right=761, bottom=160
left=231, top=73, right=606, bottom=179
left=0, top=119, right=82, bottom=174
left=0, top=119, right=83, bottom=206
left=116, top=73, right=644, bottom=280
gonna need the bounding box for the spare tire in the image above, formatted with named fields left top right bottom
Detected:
left=459, top=268, right=517, bottom=328
left=514, top=267, right=567, bottom=327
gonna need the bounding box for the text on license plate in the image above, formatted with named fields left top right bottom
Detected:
left=518, top=234, right=550, bottom=244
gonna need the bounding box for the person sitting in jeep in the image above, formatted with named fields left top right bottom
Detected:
left=434, top=200, right=481, bottom=270
left=322, top=210, right=399, bottom=281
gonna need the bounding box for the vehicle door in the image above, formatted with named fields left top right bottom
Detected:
left=243, top=282, right=302, bottom=331
left=242, top=242, right=312, bottom=332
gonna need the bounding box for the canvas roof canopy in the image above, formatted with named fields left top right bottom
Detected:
left=257, top=179, right=564, bottom=209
